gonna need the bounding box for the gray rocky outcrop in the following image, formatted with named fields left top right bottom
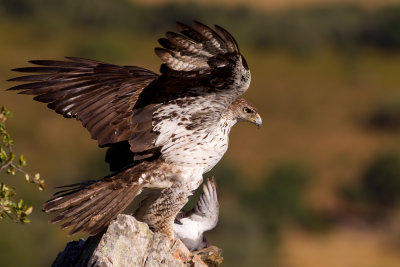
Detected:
left=52, top=214, right=222, bottom=267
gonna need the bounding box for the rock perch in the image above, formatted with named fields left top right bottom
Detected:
left=52, top=214, right=223, bottom=267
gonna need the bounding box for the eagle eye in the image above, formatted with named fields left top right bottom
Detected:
left=243, top=107, right=252, bottom=113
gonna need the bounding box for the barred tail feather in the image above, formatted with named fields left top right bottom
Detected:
left=43, top=172, right=143, bottom=235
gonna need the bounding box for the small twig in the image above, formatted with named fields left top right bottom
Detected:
left=0, top=205, right=17, bottom=222
left=4, top=209, right=16, bottom=222
left=11, top=164, right=30, bottom=177
left=0, top=161, right=13, bottom=173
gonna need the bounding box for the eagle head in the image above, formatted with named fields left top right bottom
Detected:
left=230, top=98, right=262, bottom=128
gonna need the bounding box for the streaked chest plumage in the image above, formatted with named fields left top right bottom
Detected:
left=153, top=92, right=236, bottom=173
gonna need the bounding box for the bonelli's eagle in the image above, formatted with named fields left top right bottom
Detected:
left=8, top=21, right=262, bottom=238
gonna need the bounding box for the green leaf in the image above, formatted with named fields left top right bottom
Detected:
left=19, top=155, right=27, bottom=167
left=18, top=199, right=23, bottom=209
left=0, top=146, right=7, bottom=162
left=21, top=218, right=31, bottom=224
left=25, top=206, right=33, bottom=215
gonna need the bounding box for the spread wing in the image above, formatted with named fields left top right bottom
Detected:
left=155, top=21, right=250, bottom=103
left=175, top=177, right=219, bottom=231
left=8, top=57, right=158, bottom=147
left=194, top=177, right=219, bottom=230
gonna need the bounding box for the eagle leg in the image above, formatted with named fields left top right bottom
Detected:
left=141, top=182, right=196, bottom=239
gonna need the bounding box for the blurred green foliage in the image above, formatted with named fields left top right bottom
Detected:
left=1, top=0, right=400, bottom=53
left=0, top=106, right=44, bottom=223
left=340, top=152, right=400, bottom=217
left=362, top=153, right=400, bottom=208
left=367, top=95, right=400, bottom=132
left=240, top=163, right=326, bottom=245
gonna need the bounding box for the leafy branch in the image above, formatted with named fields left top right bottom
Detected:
left=0, top=106, right=45, bottom=223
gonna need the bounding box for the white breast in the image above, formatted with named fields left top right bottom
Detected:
left=153, top=93, right=236, bottom=173
left=157, top=124, right=230, bottom=173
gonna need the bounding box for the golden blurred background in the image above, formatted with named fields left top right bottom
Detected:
left=1, top=0, right=400, bottom=266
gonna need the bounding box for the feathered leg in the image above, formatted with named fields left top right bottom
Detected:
left=141, top=181, right=198, bottom=239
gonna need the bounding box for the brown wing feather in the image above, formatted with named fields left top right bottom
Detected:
left=8, top=57, right=158, bottom=147
left=155, top=21, right=250, bottom=95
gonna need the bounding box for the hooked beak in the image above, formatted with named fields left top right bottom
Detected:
left=253, top=113, right=262, bottom=128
